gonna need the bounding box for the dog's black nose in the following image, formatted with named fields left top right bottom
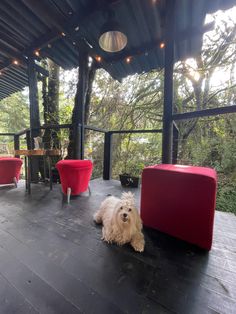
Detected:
left=123, top=213, right=127, bottom=218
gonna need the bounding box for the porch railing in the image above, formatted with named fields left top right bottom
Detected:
left=0, top=123, right=179, bottom=180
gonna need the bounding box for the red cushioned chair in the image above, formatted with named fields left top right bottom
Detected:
left=56, top=160, right=93, bottom=203
left=0, top=157, right=23, bottom=187
left=141, top=164, right=217, bottom=250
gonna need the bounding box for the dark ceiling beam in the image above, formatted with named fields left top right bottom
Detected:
left=0, top=81, right=24, bottom=94
left=100, top=22, right=215, bottom=65
left=0, top=32, right=24, bottom=51
left=17, top=0, right=123, bottom=73
left=0, top=89, right=19, bottom=98
left=0, top=6, right=35, bottom=42
left=0, top=92, right=10, bottom=97
left=0, top=1, right=42, bottom=38
left=23, top=0, right=122, bottom=53
left=0, top=0, right=91, bottom=75
left=5, top=0, right=48, bottom=32
left=0, top=72, right=25, bottom=87
left=0, top=0, right=124, bottom=79
left=6, top=68, right=28, bottom=83
left=0, top=85, right=18, bottom=95
left=0, top=0, right=214, bottom=85
left=0, top=82, right=20, bottom=94
left=1, top=70, right=28, bottom=85
left=0, top=93, right=12, bottom=99
left=0, top=76, right=24, bottom=89
left=0, top=48, right=49, bottom=77
left=21, top=0, right=66, bottom=30
left=0, top=41, right=23, bottom=60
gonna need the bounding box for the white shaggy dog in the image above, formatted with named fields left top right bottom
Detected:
left=94, top=192, right=145, bottom=252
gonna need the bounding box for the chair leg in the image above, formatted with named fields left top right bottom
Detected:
left=13, top=177, right=17, bottom=188
left=67, top=187, right=71, bottom=204
left=88, top=184, right=91, bottom=195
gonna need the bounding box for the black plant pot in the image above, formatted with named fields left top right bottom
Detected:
left=119, top=174, right=139, bottom=188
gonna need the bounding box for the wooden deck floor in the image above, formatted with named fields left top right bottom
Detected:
left=0, top=179, right=236, bottom=314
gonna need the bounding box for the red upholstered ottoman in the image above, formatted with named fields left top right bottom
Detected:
left=140, top=164, right=217, bottom=250
left=56, top=160, right=93, bottom=203
left=0, top=157, right=23, bottom=187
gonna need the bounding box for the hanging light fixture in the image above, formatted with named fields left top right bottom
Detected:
left=99, top=11, right=127, bottom=53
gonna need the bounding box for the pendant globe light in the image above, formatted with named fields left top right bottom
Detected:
left=99, top=11, right=127, bottom=53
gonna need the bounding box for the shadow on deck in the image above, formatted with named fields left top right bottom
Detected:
left=0, top=179, right=236, bottom=313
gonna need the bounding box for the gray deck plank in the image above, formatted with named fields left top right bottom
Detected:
left=0, top=179, right=236, bottom=314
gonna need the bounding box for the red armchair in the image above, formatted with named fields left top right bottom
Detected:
left=140, top=164, right=217, bottom=250
left=0, top=157, right=23, bottom=187
left=56, top=160, right=93, bottom=203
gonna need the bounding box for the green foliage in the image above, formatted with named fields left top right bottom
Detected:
left=179, top=116, right=236, bottom=214
left=216, top=173, right=236, bottom=214
left=112, top=133, right=162, bottom=178
left=0, top=92, right=29, bottom=155
left=0, top=92, right=29, bottom=132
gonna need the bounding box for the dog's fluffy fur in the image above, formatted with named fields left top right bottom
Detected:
left=93, top=192, right=145, bottom=252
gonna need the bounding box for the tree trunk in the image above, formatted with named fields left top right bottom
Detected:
left=85, top=64, right=96, bottom=126
left=40, top=59, right=60, bottom=180
left=42, top=59, right=60, bottom=149
left=84, top=64, right=96, bottom=142
left=67, top=55, right=95, bottom=159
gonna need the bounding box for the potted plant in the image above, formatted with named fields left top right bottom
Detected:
left=119, top=162, right=144, bottom=188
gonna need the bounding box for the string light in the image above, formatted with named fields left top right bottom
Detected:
left=61, top=32, right=66, bottom=37
left=48, top=43, right=52, bottom=48
left=160, top=42, right=165, bottom=49
left=94, top=40, right=165, bottom=64
left=13, top=59, right=19, bottom=65
left=125, top=56, right=132, bottom=64
left=34, top=50, right=40, bottom=57
left=74, top=26, right=79, bottom=31
left=95, top=55, right=102, bottom=62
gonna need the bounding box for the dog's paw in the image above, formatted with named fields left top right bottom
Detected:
left=132, top=242, right=145, bottom=252
left=131, top=236, right=145, bottom=252
left=93, top=212, right=102, bottom=224
left=102, top=236, right=112, bottom=244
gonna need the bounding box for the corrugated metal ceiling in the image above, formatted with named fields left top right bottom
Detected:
left=0, top=0, right=235, bottom=100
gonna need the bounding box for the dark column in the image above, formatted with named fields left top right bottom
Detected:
left=162, top=0, right=175, bottom=164
left=103, top=132, right=113, bottom=180
left=14, top=134, right=20, bottom=158
left=26, top=130, right=31, bottom=149
left=27, top=56, right=41, bottom=181
left=172, top=122, right=179, bottom=164
left=73, top=45, right=89, bottom=159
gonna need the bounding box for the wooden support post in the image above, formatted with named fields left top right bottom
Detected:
left=27, top=56, right=41, bottom=181
left=71, top=44, right=89, bottom=159
left=172, top=122, right=179, bottom=164
left=162, top=0, right=175, bottom=164
left=26, top=130, right=31, bottom=149
left=103, top=132, right=113, bottom=180
left=14, top=134, right=20, bottom=158
left=73, top=123, right=82, bottom=160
